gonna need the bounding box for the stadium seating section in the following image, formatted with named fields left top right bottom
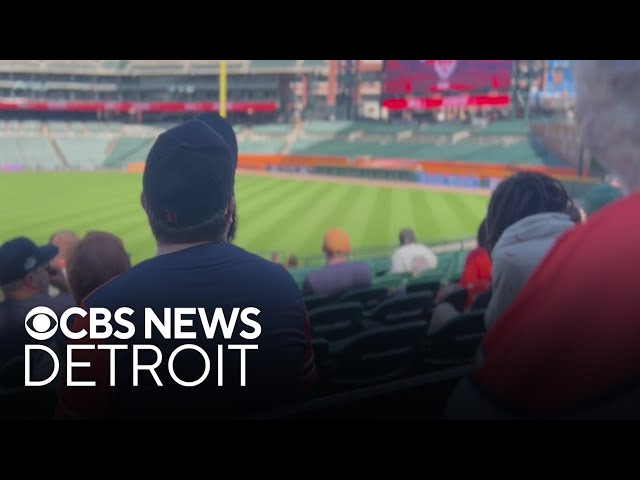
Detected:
left=0, top=118, right=568, bottom=169
left=274, top=245, right=485, bottom=398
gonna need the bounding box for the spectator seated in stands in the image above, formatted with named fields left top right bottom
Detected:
left=302, top=228, right=371, bottom=298
left=447, top=61, right=640, bottom=419
left=271, top=252, right=282, bottom=265
left=460, top=219, right=492, bottom=309
left=0, top=237, right=75, bottom=383
left=390, top=228, right=438, bottom=277
left=429, top=219, right=492, bottom=333
left=483, top=172, right=576, bottom=330
left=66, top=231, right=131, bottom=305
left=56, top=119, right=316, bottom=419
left=286, top=255, right=299, bottom=269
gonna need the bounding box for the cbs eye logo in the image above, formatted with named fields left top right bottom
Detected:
left=25, top=306, right=59, bottom=341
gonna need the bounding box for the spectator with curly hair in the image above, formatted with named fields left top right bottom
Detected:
left=484, top=171, right=576, bottom=329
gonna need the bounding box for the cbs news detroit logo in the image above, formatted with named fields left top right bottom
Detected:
left=24, top=305, right=262, bottom=387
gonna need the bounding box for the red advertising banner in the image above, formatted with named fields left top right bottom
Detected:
left=382, top=94, right=511, bottom=111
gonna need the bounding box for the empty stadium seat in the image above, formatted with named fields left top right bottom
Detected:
left=372, top=272, right=412, bottom=291
left=425, top=310, right=486, bottom=367
left=365, top=292, right=433, bottom=325
left=312, top=338, right=331, bottom=384
left=0, top=138, right=59, bottom=169
left=303, top=294, right=332, bottom=312
left=339, top=286, right=389, bottom=310
left=21, top=120, right=42, bottom=132
left=302, top=120, right=353, bottom=135
left=326, top=321, right=429, bottom=390
left=56, top=138, right=110, bottom=168
left=251, top=124, right=292, bottom=136
left=47, top=121, right=68, bottom=134
left=406, top=278, right=442, bottom=296
left=439, top=287, right=469, bottom=312
left=103, top=138, right=154, bottom=168
left=238, top=140, right=285, bottom=154
left=308, top=302, right=363, bottom=341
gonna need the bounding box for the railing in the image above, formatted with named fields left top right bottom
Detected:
left=259, top=237, right=476, bottom=268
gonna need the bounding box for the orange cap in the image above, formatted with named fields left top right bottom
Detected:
left=323, top=229, right=351, bottom=255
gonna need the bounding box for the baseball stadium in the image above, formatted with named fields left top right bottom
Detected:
left=1, top=60, right=623, bottom=419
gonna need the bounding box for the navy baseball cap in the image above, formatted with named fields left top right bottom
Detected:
left=143, top=119, right=235, bottom=227
left=0, top=237, right=58, bottom=285
left=196, top=113, right=238, bottom=164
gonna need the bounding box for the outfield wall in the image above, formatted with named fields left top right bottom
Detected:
left=126, top=153, right=599, bottom=197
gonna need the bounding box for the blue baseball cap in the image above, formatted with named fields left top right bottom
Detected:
left=143, top=119, right=235, bottom=227
left=0, top=237, right=58, bottom=285
left=196, top=113, right=238, bottom=164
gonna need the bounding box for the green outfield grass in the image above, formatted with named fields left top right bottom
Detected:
left=0, top=172, right=489, bottom=265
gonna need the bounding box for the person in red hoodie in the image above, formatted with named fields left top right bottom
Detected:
left=459, top=219, right=492, bottom=310
left=429, top=220, right=492, bottom=333
left=446, top=60, right=640, bottom=419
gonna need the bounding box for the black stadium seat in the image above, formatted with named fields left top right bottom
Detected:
left=312, top=338, right=331, bottom=386
left=303, top=294, right=332, bottom=312
left=406, top=278, right=442, bottom=296
left=327, top=321, right=428, bottom=390
left=425, top=310, right=486, bottom=368
left=439, top=287, right=468, bottom=311
left=308, top=302, right=363, bottom=341
left=339, top=286, right=389, bottom=310
left=365, top=292, right=433, bottom=325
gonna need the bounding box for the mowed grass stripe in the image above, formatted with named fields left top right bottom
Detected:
left=240, top=185, right=329, bottom=255
left=22, top=199, right=142, bottom=240
left=341, top=187, right=383, bottom=250
left=440, top=192, right=487, bottom=237
left=235, top=178, right=312, bottom=220
left=413, top=191, right=462, bottom=243
left=315, top=186, right=367, bottom=246
left=1, top=198, right=135, bottom=245
left=433, top=193, right=485, bottom=240
left=0, top=174, right=266, bottom=241
left=407, top=190, right=436, bottom=243
left=235, top=180, right=330, bottom=251
left=361, top=187, right=393, bottom=250
left=273, top=183, right=362, bottom=258
left=234, top=175, right=285, bottom=201
left=0, top=174, right=138, bottom=235
left=0, top=173, right=488, bottom=265
left=385, top=188, right=413, bottom=246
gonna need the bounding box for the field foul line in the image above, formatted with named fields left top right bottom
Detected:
left=236, top=169, right=492, bottom=196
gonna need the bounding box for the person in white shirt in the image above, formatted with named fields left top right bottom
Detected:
left=390, top=228, right=438, bottom=276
